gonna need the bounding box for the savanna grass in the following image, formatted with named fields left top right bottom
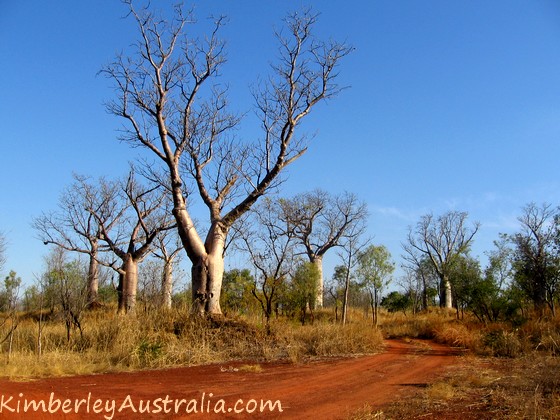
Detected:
left=0, top=306, right=384, bottom=379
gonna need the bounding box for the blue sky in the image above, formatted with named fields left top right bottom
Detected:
left=1, top=1, right=560, bottom=289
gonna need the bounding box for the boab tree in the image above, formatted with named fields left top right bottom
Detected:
left=94, top=171, right=175, bottom=314
left=278, top=190, right=368, bottom=308
left=403, top=211, right=479, bottom=309
left=101, top=2, right=352, bottom=315
left=33, top=174, right=122, bottom=306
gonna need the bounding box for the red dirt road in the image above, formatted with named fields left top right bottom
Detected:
left=0, top=339, right=462, bottom=419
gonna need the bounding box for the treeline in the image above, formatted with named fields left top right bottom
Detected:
left=397, top=203, right=560, bottom=321
left=2, top=200, right=559, bottom=335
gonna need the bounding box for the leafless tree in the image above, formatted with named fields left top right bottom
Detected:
left=101, top=2, right=352, bottom=315
left=33, top=174, right=123, bottom=306
left=401, top=252, right=440, bottom=311
left=237, top=198, right=298, bottom=328
left=42, top=248, right=88, bottom=342
left=94, top=170, right=175, bottom=314
left=402, top=211, right=480, bottom=309
left=397, top=268, right=423, bottom=315
left=152, top=232, right=183, bottom=309
left=278, top=190, right=368, bottom=308
left=336, top=220, right=368, bottom=326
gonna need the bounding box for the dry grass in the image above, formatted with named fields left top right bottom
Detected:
left=351, top=353, right=560, bottom=420
left=349, top=310, right=560, bottom=420
left=237, top=364, right=263, bottom=373
left=0, top=307, right=384, bottom=379
left=379, top=309, right=560, bottom=358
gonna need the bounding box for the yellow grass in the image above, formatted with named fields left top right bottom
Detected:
left=0, top=306, right=384, bottom=379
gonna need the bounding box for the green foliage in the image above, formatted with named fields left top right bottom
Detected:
left=136, top=339, right=164, bottom=366
left=356, top=245, right=395, bottom=292
left=449, top=254, right=522, bottom=323
left=508, top=203, right=560, bottom=315
left=381, top=291, right=412, bottom=314
left=356, top=245, right=394, bottom=325
left=285, top=262, right=320, bottom=324
left=97, top=284, right=118, bottom=305
left=0, top=271, right=22, bottom=311
left=22, top=285, right=42, bottom=312
left=221, top=269, right=255, bottom=314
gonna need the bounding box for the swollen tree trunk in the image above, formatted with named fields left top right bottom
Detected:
left=188, top=221, right=227, bottom=316
left=311, top=256, right=324, bottom=309
left=87, top=242, right=99, bottom=306
left=117, top=254, right=139, bottom=314
left=161, top=260, right=173, bottom=309
left=192, top=251, right=225, bottom=315
left=440, top=274, right=453, bottom=309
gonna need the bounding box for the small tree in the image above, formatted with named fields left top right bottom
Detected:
left=287, top=262, right=320, bottom=325
left=326, top=266, right=348, bottom=321
left=356, top=245, right=395, bottom=327
left=381, top=291, right=412, bottom=315
left=1, top=270, right=21, bottom=362
left=23, top=284, right=42, bottom=312
left=336, top=224, right=367, bottom=326
left=448, top=254, right=483, bottom=319
left=238, top=198, right=297, bottom=327
left=42, top=248, right=88, bottom=342
left=397, top=269, right=424, bottom=314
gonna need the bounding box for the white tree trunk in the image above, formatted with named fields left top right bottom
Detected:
left=312, top=256, right=324, bottom=309
left=444, top=275, right=453, bottom=309
left=161, top=260, right=173, bottom=309
left=87, top=244, right=99, bottom=305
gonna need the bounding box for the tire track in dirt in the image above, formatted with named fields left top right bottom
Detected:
left=0, top=339, right=462, bottom=419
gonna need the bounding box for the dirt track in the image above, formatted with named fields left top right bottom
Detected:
left=0, top=339, right=462, bottom=419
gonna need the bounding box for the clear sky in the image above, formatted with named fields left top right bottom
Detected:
left=1, top=1, right=560, bottom=289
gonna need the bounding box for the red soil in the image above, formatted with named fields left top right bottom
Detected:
left=0, top=339, right=462, bottom=419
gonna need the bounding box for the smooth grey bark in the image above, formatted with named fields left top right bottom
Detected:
left=161, top=259, right=173, bottom=309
